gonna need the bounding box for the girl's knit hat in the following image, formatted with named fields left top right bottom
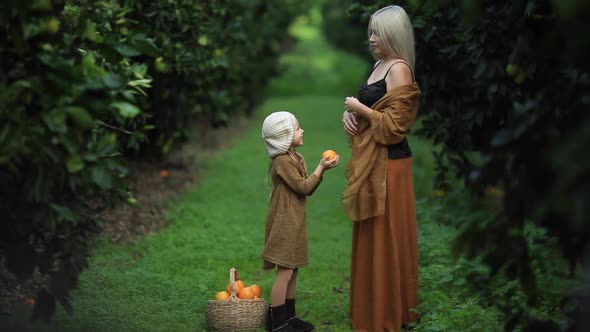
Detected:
left=261, top=111, right=296, bottom=158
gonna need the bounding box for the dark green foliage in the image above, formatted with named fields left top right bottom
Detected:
left=1, top=0, right=139, bottom=321
left=343, top=0, right=589, bottom=329
left=124, top=0, right=310, bottom=156
left=0, top=0, right=310, bottom=322
left=320, top=0, right=371, bottom=60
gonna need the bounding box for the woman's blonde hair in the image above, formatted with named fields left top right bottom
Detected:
left=368, top=5, right=415, bottom=70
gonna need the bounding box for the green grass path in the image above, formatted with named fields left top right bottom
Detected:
left=59, top=95, right=365, bottom=331
left=16, top=9, right=510, bottom=332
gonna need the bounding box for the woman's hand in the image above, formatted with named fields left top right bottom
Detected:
left=342, top=111, right=358, bottom=136
left=345, top=96, right=362, bottom=113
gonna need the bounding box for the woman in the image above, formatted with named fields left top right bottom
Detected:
left=342, top=5, right=420, bottom=331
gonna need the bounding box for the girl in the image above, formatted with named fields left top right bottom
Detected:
left=261, top=111, right=339, bottom=332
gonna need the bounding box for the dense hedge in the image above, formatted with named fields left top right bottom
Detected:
left=342, top=0, right=589, bottom=330
left=0, top=0, right=311, bottom=321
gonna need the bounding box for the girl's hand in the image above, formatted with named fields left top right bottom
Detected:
left=320, top=154, right=340, bottom=170
left=342, top=111, right=358, bottom=136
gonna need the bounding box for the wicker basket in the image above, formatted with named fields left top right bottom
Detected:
left=206, top=267, right=268, bottom=331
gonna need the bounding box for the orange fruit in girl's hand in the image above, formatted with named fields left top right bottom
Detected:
left=226, top=280, right=245, bottom=295
left=215, top=291, right=229, bottom=301
left=250, top=284, right=262, bottom=298
left=238, top=286, right=255, bottom=299
left=322, top=150, right=337, bottom=161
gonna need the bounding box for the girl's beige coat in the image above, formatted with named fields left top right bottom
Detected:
left=261, top=153, right=322, bottom=269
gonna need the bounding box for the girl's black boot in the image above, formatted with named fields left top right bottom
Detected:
left=285, top=298, right=314, bottom=331
left=268, top=304, right=298, bottom=332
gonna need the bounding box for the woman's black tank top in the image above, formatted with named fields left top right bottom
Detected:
left=357, top=61, right=413, bottom=159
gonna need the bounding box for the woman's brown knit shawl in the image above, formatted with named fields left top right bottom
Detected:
left=343, top=83, right=421, bottom=222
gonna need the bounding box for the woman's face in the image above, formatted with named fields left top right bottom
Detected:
left=369, top=28, right=388, bottom=59
left=292, top=120, right=304, bottom=147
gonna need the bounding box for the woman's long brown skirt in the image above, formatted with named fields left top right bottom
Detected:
left=349, top=158, right=419, bottom=331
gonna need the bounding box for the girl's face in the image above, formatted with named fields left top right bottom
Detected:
left=291, top=120, right=304, bottom=147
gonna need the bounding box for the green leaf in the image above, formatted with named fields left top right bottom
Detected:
left=49, top=203, right=78, bottom=223
left=131, top=37, right=161, bottom=57
left=83, top=20, right=97, bottom=41
left=102, top=74, right=125, bottom=89
left=82, top=53, right=107, bottom=78
left=84, top=78, right=106, bottom=90
left=127, top=79, right=151, bottom=87
left=105, top=158, right=127, bottom=175
left=0, top=125, right=10, bottom=144
left=42, top=110, right=67, bottom=133
left=66, top=155, right=84, bottom=173
left=84, top=153, right=98, bottom=162
left=65, top=106, right=94, bottom=130
left=91, top=166, right=112, bottom=189
left=60, top=135, right=79, bottom=154
left=11, top=79, right=32, bottom=89
left=114, top=44, right=142, bottom=57
left=111, top=102, right=140, bottom=118
left=121, top=90, right=135, bottom=101
left=31, top=0, right=53, bottom=11
left=96, top=133, right=117, bottom=155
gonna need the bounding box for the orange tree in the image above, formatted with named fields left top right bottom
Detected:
left=0, top=0, right=310, bottom=322
left=337, top=0, right=590, bottom=330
